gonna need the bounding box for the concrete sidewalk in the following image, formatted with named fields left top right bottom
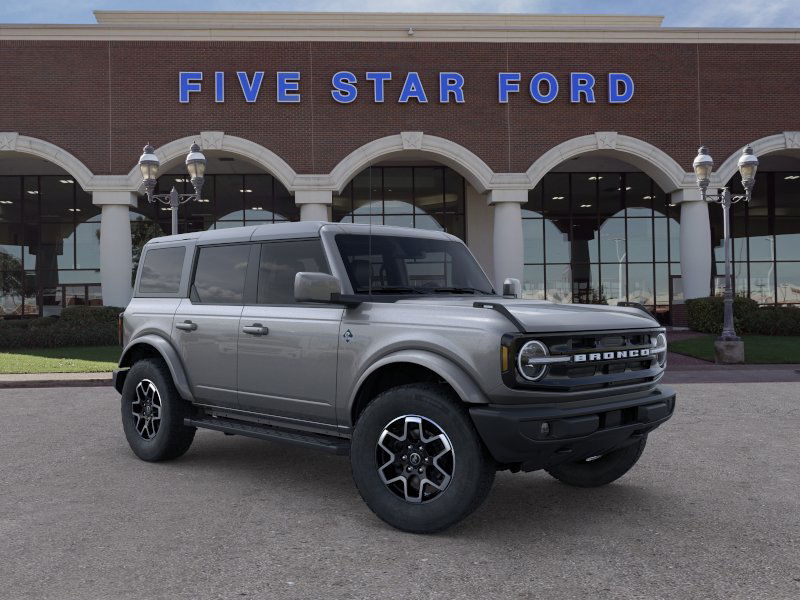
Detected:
left=0, top=372, right=112, bottom=389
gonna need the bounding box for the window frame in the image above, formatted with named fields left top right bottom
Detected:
left=249, top=237, right=332, bottom=307
left=135, top=244, right=188, bottom=298
left=188, top=242, right=254, bottom=306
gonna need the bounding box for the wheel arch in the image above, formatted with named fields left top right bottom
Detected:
left=349, top=350, right=488, bottom=426
left=117, top=335, right=194, bottom=402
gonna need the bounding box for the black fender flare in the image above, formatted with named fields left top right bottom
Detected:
left=115, top=334, right=194, bottom=402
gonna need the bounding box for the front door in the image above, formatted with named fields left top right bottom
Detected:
left=237, top=239, right=342, bottom=429
left=173, top=243, right=251, bottom=408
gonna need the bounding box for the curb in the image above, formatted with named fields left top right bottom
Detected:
left=0, top=375, right=113, bottom=389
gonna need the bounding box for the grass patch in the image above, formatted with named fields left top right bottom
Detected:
left=670, top=335, right=800, bottom=364
left=0, top=346, right=120, bottom=374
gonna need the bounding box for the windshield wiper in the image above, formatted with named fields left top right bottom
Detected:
left=354, top=286, right=425, bottom=294
left=432, top=287, right=491, bottom=295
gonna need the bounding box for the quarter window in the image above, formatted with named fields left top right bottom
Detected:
left=192, top=244, right=250, bottom=304
left=138, top=246, right=185, bottom=295
left=257, top=240, right=329, bottom=304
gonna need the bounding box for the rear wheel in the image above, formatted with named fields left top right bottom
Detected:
left=545, top=436, right=647, bottom=488
left=350, top=383, right=495, bottom=533
left=121, top=358, right=196, bottom=462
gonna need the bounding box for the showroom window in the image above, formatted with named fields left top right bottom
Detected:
left=143, top=173, right=299, bottom=233
left=0, top=175, right=101, bottom=317
left=714, top=171, right=800, bottom=305
left=333, top=166, right=466, bottom=240
left=522, top=172, right=680, bottom=321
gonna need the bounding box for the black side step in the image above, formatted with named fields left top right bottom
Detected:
left=185, top=416, right=350, bottom=455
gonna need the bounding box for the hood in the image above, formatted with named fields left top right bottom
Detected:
left=396, top=296, right=659, bottom=333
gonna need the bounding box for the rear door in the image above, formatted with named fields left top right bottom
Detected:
left=173, top=243, right=252, bottom=408
left=237, top=238, right=342, bottom=429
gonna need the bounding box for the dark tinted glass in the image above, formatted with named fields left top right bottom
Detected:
left=138, top=246, right=185, bottom=294
left=192, top=244, right=249, bottom=304
left=257, top=240, right=329, bottom=304
left=335, top=234, right=493, bottom=295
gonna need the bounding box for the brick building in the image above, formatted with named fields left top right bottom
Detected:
left=0, top=11, right=798, bottom=320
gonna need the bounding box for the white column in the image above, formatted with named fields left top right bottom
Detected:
left=296, top=190, right=333, bottom=222
left=673, top=188, right=712, bottom=300
left=93, top=191, right=136, bottom=308
left=488, top=189, right=527, bottom=291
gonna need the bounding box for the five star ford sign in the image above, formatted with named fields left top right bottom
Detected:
left=178, top=71, right=635, bottom=104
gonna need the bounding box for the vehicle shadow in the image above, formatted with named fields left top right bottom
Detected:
left=165, top=430, right=686, bottom=538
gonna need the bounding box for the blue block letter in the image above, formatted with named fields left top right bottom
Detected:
left=399, top=72, right=428, bottom=103
left=277, top=71, right=301, bottom=103
left=608, top=73, right=634, bottom=103
left=498, top=73, right=521, bottom=103
left=529, top=72, right=558, bottom=104
left=214, top=71, right=224, bottom=103
left=237, top=71, right=264, bottom=103
left=365, top=72, right=392, bottom=103
left=570, top=73, right=596, bottom=103
left=179, top=71, right=202, bottom=103
left=331, top=71, right=358, bottom=104
left=439, top=72, right=465, bottom=103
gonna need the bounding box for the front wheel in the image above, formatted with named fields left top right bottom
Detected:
left=120, top=358, right=196, bottom=462
left=545, top=436, right=647, bottom=488
left=350, top=383, right=495, bottom=534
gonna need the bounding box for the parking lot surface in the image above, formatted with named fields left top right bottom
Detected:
left=1, top=383, right=798, bottom=600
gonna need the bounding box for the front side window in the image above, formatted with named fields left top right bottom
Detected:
left=138, top=246, right=185, bottom=295
left=192, top=244, right=249, bottom=304
left=257, top=239, right=329, bottom=304
left=335, top=234, right=493, bottom=295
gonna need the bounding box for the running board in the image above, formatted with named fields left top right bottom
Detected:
left=184, top=416, right=350, bottom=455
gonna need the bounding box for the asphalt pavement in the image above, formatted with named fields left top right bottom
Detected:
left=1, top=384, right=798, bottom=600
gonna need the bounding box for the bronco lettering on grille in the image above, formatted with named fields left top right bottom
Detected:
left=572, top=348, right=651, bottom=362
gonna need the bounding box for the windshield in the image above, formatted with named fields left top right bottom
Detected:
left=335, top=234, right=495, bottom=295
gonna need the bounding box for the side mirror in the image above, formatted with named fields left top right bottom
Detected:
left=502, top=278, right=521, bottom=298
left=294, top=272, right=341, bottom=303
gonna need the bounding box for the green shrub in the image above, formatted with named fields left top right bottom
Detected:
left=747, top=306, right=800, bottom=336
left=60, top=305, right=122, bottom=324
left=686, top=296, right=759, bottom=334
left=687, top=296, right=800, bottom=336
left=0, top=306, right=123, bottom=350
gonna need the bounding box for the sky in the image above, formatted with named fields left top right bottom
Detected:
left=1, top=0, right=799, bottom=27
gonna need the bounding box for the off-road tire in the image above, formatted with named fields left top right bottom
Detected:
left=545, top=436, right=647, bottom=488
left=350, top=383, right=495, bottom=534
left=121, top=358, right=196, bottom=462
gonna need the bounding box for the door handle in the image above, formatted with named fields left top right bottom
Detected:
left=176, top=320, right=197, bottom=331
left=242, top=323, right=268, bottom=336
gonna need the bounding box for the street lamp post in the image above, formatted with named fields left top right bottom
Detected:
left=692, top=144, right=759, bottom=362
left=138, top=143, right=207, bottom=235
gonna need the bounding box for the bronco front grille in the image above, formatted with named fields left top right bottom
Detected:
left=504, top=329, right=664, bottom=393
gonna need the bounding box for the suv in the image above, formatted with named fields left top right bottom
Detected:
left=114, top=222, right=674, bottom=533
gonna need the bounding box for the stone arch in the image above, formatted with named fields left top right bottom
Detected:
left=328, top=132, right=496, bottom=194
left=713, top=131, right=800, bottom=186
left=123, top=131, right=298, bottom=192
left=0, top=132, right=95, bottom=190
left=526, top=132, right=691, bottom=193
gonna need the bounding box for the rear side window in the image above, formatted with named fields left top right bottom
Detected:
left=192, top=244, right=250, bottom=304
left=138, top=246, right=185, bottom=295
left=258, top=240, right=329, bottom=304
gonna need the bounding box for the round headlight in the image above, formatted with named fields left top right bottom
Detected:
left=653, top=332, right=667, bottom=368
left=517, top=340, right=550, bottom=381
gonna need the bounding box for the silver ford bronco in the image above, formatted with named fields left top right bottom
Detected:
left=114, top=222, right=674, bottom=533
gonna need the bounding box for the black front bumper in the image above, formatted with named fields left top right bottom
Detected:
left=469, top=386, right=676, bottom=472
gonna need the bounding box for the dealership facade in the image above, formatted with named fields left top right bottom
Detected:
left=0, top=11, right=798, bottom=321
